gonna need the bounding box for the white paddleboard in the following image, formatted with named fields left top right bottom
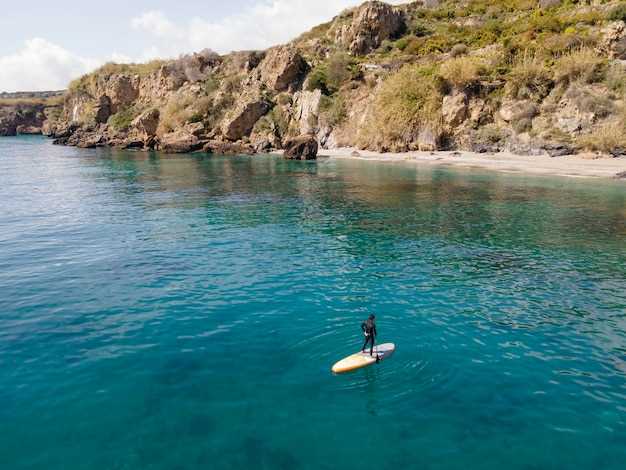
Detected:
left=331, top=343, right=396, bottom=374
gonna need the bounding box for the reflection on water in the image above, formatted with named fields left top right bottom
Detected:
left=0, top=137, right=625, bottom=470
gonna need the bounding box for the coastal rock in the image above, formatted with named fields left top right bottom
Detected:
left=0, top=103, right=48, bottom=136
left=283, top=135, right=318, bottom=159
left=159, top=129, right=202, bottom=153
left=442, top=92, right=468, bottom=126
left=260, top=47, right=309, bottom=92
left=16, top=125, right=42, bottom=134
left=203, top=140, right=256, bottom=155
left=222, top=99, right=271, bottom=141
left=131, top=108, right=160, bottom=140
left=293, top=89, right=322, bottom=135
left=332, top=1, right=405, bottom=55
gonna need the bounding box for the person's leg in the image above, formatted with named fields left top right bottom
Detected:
left=370, top=337, right=375, bottom=356
left=361, top=336, right=369, bottom=353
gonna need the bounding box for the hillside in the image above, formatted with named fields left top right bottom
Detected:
left=40, top=0, right=626, bottom=157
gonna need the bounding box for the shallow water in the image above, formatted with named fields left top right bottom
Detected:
left=1, top=136, right=625, bottom=470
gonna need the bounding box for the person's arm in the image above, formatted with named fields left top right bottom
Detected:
left=373, top=325, right=377, bottom=338
left=361, top=322, right=366, bottom=333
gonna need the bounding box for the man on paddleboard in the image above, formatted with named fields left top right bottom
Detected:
left=361, top=314, right=377, bottom=357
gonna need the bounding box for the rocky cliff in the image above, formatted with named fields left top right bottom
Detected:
left=0, top=92, right=64, bottom=136
left=45, top=0, right=626, bottom=157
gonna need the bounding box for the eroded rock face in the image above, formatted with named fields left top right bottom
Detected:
left=105, top=75, right=139, bottom=112
left=442, top=92, right=468, bottom=126
left=293, top=89, right=322, bottom=135
left=418, top=127, right=439, bottom=151
left=0, top=104, right=48, bottom=136
left=222, top=99, right=271, bottom=141
left=131, top=108, right=160, bottom=140
left=260, top=47, right=309, bottom=92
left=94, top=95, right=112, bottom=124
left=283, top=135, right=318, bottom=159
left=332, top=1, right=405, bottom=55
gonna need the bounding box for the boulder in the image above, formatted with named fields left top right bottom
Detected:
left=131, top=108, right=160, bottom=140
left=203, top=140, right=256, bottom=155
left=222, top=99, right=271, bottom=141
left=442, top=93, right=468, bottom=126
left=283, top=135, right=319, bottom=160
left=159, top=129, right=202, bottom=153
left=260, top=47, right=309, bottom=92
left=331, top=1, right=405, bottom=55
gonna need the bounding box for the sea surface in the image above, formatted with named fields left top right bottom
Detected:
left=1, top=136, right=626, bottom=470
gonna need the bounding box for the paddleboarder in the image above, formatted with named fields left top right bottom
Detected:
left=361, top=314, right=377, bottom=357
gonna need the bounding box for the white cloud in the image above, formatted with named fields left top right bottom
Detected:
left=133, top=0, right=408, bottom=56
left=0, top=38, right=101, bottom=92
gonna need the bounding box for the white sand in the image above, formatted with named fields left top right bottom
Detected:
left=310, top=148, right=626, bottom=180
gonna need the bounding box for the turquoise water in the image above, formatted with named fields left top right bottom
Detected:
left=1, top=136, right=626, bottom=469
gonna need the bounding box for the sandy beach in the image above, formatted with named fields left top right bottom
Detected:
left=311, top=148, right=626, bottom=180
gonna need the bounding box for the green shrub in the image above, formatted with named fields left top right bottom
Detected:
left=320, top=95, right=347, bottom=127
left=306, top=66, right=329, bottom=94
left=108, top=106, right=141, bottom=131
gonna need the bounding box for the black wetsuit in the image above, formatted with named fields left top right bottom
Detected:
left=361, top=319, right=377, bottom=356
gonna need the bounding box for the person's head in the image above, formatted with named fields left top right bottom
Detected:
left=369, top=314, right=375, bottom=321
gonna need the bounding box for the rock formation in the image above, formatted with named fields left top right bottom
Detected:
left=27, top=1, right=626, bottom=159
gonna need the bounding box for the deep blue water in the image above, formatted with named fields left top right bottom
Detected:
left=1, top=136, right=626, bottom=470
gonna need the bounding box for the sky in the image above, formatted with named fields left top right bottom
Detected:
left=0, top=0, right=405, bottom=92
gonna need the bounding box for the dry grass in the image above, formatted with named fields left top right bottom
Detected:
left=506, top=52, right=553, bottom=100
left=577, top=122, right=626, bottom=155
left=357, top=65, right=443, bottom=151
left=158, top=94, right=212, bottom=135
left=553, top=48, right=606, bottom=85
left=0, top=96, right=63, bottom=107
left=439, top=56, right=486, bottom=90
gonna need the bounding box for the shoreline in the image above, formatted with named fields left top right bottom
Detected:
left=311, top=148, right=626, bottom=180
left=8, top=135, right=626, bottom=180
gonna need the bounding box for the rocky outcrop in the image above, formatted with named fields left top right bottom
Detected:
left=222, top=99, right=271, bottom=141
left=260, top=47, right=309, bottom=92
left=331, top=1, right=405, bottom=55
left=105, top=75, right=139, bottom=112
left=442, top=93, right=468, bottom=126
left=158, top=129, right=203, bottom=153
left=293, top=89, right=322, bottom=135
left=283, top=135, right=318, bottom=159
left=27, top=1, right=626, bottom=159
left=131, top=109, right=160, bottom=141
left=0, top=103, right=51, bottom=136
